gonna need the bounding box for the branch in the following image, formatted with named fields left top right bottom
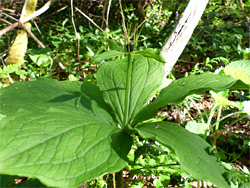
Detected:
left=106, top=0, right=112, bottom=27
left=74, top=6, right=104, bottom=32
left=119, top=0, right=128, bottom=42
left=18, top=22, right=45, bottom=48
left=161, top=0, right=209, bottom=77
left=71, top=0, right=80, bottom=60
left=0, top=0, right=56, bottom=37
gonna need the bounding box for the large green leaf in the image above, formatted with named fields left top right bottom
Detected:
left=0, top=79, right=132, bottom=188
left=0, top=78, right=114, bottom=124
left=132, top=72, right=250, bottom=126
left=97, top=54, right=165, bottom=125
left=136, top=122, right=229, bottom=188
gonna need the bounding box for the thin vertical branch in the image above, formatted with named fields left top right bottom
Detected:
left=118, top=0, right=128, bottom=42
left=106, top=0, right=112, bottom=27
left=71, top=0, right=80, bottom=61
left=129, top=19, right=146, bottom=40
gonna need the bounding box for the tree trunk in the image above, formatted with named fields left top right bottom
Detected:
left=161, top=0, right=209, bottom=77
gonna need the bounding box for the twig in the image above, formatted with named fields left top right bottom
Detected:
left=42, top=5, right=68, bottom=20
left=0, top=0, right=56, bottom=36
left=58, top=62, right=65, bottom=69
left=0, top=18, right=12, bottom=25
left=101, top=1, right=107, bottom=29
left=118, top=0, right=128, bottom=42
left=129, top=19, right=146, bottom=40
left=71, top=0, right=80, bottom=60
left=1, top=12, right=19, bottom=21
left=214, top=113, right=249, bottom=138
left=0, top=8, right=15, bottom=14
left=106, top=0, right=112, bottom=27
left=74, top=6, right=104, bottom=32
left=18, top=21, right=45, bottom=48
left=33, top=21, right=41, bottom=35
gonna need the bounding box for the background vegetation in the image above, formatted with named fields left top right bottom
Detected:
left=0, top=0, right=249, bottom=187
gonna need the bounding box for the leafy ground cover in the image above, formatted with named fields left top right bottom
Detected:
left=0, top=0, right=250, bottom=187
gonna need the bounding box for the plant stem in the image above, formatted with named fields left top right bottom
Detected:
left=212, top=111, right=245, bottom=125
left=116, top=170, right=123, bottom=188
left=212, top=105, right=222, bottom=149
left=230, top=149, right=244, bottom=163
left=118, top=0, right=128, bottom=40
left=214, top=114, right=249, bottom=139
left=197, top=180, right=201, bottom=188
left=122, top=52, right=132, bottom=128
left=113, top=173, right=116, bottom=188
left=190, top=98, right=206, bottom=132
left=203, top=103, right=218, bottom=140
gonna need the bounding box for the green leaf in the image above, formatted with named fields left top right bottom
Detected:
left=0, top=79, right=112, bottom=122
left=0, top=79, right=132, bottom=188
left=215, top=60, right=250, bottom=84
left=92, top=50, right=125, bottom=62
left=132, top=72, right=250, bottom=126
left=0, top=62, right=22, bottom=78
left=97, top=54, right=165, bottom=125
left=185, top=121, right=208, bottom=135
left=133, top=49, right=165, bottom=63
left=225, top=60, right=250, bottom=76
left=220, top=68, right=250, bottom=85
left=136, top=122, right=229, bottom=188
left=27, top=48, right=51, bottom=66
left=106, top=39, right=125, bottom=52
left=211, top=90, right=243, bottom=109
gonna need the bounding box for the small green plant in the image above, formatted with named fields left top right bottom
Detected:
left=185, top=60, right=250, bottom=139
left=0, top=63, right=26, bottom=82
left=0, top=42, right=249, bottom=187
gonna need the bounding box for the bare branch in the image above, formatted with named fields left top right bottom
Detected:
left=74, top=6, right=104, bottom=32
left=71, top=0, right=80, bottom=60
left=0, top=0, right=56, bottom=37
left=0, top=18, right=12, bottom=25
left=1, top=12, right=19, bottom=21
left=106, top=0, right=112, bottom=27
left=119, top=0, right=128, bottom=42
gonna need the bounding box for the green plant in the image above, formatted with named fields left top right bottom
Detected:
left=206, top=61, right=249, bottom=146
left=0, top=42, right=249, bottom=187
left=0, top=63, right=26, bottom=80
left=126, top=138, right=190, bottom=187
